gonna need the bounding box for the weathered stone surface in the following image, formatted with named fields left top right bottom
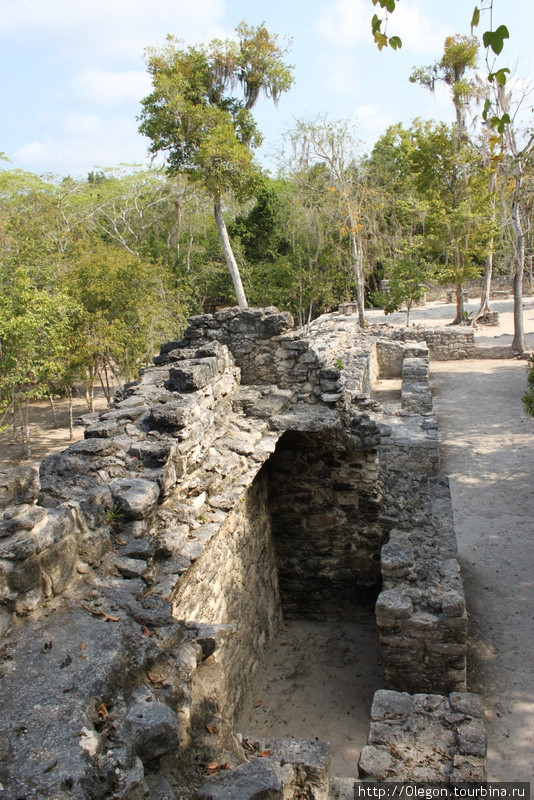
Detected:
left=109, top=478, right=160, bottom=520
left=125, top=692, right=180, bottom=762
left=252, top=738, right=330, bottom=800
left=39, top=535, right=77, bottom=595
left=198, top=757, right=294, bottom=800
left=0, top=466, right=40, bottom=509
left=360, top=690, right=486, bottom=783
left=167, top=357, right=219, bottom=392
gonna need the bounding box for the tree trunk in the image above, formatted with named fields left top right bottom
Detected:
left=511, top=192, right=526, bottom=353
left=452, top=282, right=465, bottom=325
left=349, top=231, right=366, bottom=327
left=474, top=170, right=497, bottom=322
left=68, top=391, right=74, bottom=441
left=213, top=195, right=248, bottom=311
left=49, top=395, right=59, bottom=428
left=22, top=401, right=32, bottom=460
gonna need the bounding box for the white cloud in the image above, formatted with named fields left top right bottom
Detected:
left=0, top=0, right=226, bottom=63
left=69, top=69, right=152, bottom=106
left=317, top=0, right=448, bottom=55
left=388, top=1, right=449, bottom=56
left=317, top=52, right=361, bottom=98
left=317, top=0, right=370, bottom=49
left=13, top=113, right=150, bottom=177
left=354, top=104, right=393, bottom=148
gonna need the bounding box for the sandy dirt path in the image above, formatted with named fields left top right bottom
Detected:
left=430, top=360, right=534, bottom=783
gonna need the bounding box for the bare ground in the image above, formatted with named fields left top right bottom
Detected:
left=430, top=360, right=534, bottom=783
left=0, top=388, right=109, bottom=470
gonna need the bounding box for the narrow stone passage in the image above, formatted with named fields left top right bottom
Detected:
left=242, top=618, right=383, bottom=779
left=430, top=360, right=534, bottom=783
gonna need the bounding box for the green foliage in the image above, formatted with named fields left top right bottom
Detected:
left=139, top=24, right=293, bottom=199
left=0, top=268, right=80, bottom=424
left=523, top=356, right=534, bottom=417
left=371, top=0, right=402, bottom=50
left=139, top=22, right=294, bottom=308
left=482, top=24, right=509, bottom=55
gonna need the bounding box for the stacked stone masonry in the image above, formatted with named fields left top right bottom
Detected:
left=0, top=307, right=486, bottom=799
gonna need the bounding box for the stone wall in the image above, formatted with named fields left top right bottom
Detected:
left=172, top=471, right=282, bottom=725
left=374, top=326, right=475, bottom=363
left=425, top=274, right=530, bottom=301
left=376, top=476, right=467, bottom=694
left=359, top=689, right=486, bottom=784
left=263, top=428, right=385, bottom=618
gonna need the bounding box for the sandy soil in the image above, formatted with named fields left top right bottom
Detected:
left=0, top=389, right=109, bottom=470
left=430, top=361, right=534, bottom=783
left=244, top=617, right=383, bottom=779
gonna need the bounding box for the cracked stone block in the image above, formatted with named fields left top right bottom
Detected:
left=198, top=757, right=295, bottom=800
left=7, top=555, right=41, bottom=594
left=125, top=694, right=180, bottom=763
left=109, top=478, right=159, bottom=520
left=252, top=738, right=330, bottom=800
left=39, top=535, right=77, bottom=595
left=167, top=357, right=219, bottom=392
left=370, top=690, right=415, bottom=721
left=0, top=466, right=40, bottom=509
left=0, top=507, right=46, bottom=538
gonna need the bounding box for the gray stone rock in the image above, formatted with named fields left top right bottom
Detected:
left=120, top=539, right=155, bottom=561
left=39, top=535, right=77, bottom=595
left=449, top=692, right=485, bottom=719
left=125, top=693, right=180, bottom=762
left=370, top=689, right=415, bottom=720
left=198, top=757, right=294, bottom=800
left=0, top=466, right=40, bottom=509
left=358, top=745, right=394, bottom=781
left=110, top=478, right=160, bottom=520
left=167, top=357, right=219, bottom=392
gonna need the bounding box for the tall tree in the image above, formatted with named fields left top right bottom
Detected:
left=138, top=22, right=294, bottom=310
left=278, top=116, right=369, bottom=325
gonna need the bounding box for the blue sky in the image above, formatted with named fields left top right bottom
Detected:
left=1, top=0, right=533, bottom=178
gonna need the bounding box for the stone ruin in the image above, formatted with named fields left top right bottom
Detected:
left=0, top=307, right=487, bottom=799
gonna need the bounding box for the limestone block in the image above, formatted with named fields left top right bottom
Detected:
left=258, top=312, right=293, bottom=338
left=376, top=589, right=413, bottom=619
left=128, top=441, right=176, bottom=468
left=147, top=400, right=191, bottom=432
left=358, top=745, right=394, bottom=781
left=78, top=526, right=112, bottom=565
left=8, top=555, right=41, bottom=594
left=119, top=538, right=155, bottom=561
left=167, top=357, right=220, bottom=392
left=449, top=691, right=484, bottom=718
left=32, top=507, right=77, bottom=553
left=457, top=719, right=487, bottom=758
left=85, top=419, right=125, bottom=438
left=371, top=689, right=415, bottom=721
left=109, top=478, right=160, bottom=520
left=125, top=693, right=180, bottom=763
left=252, top=738, right=330, bottom=800
left=0, top=506, right=46, bottom=538
left=39, top=535, right=77, bottom=595
left=0, top=466, right=40, bottom=509
left=0, top=531, right=37, bottom=561
left=198, top=757, right=294, bottom=800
